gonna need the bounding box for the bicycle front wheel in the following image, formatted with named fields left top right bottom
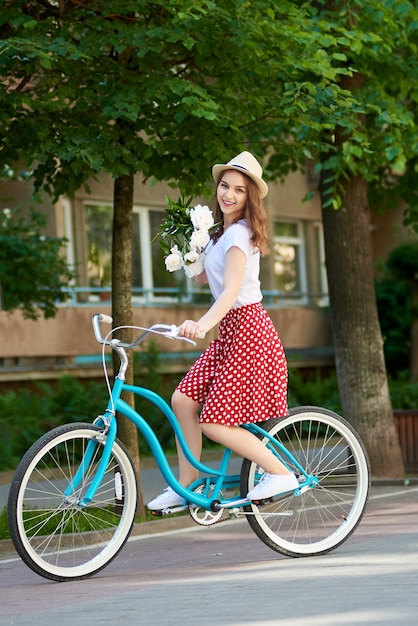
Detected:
left=240, top=406, right=370, bottom=557
left=8, top=423, right=137, bottom=581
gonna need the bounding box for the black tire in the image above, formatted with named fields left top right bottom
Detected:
left=8, top=423, right=137, bottom=581
left=240, top=406, right=370, bottom=557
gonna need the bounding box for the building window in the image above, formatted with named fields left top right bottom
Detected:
left=83, top=203, right=203, bottom=303
left=85, top=203, right=113, bottom=288
left=132, top=208, right=187, bottom=302
left=273, top=221, right=308, bottom=302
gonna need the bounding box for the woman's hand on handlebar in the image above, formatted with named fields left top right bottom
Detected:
left=178, top=320, right=206, bottom=340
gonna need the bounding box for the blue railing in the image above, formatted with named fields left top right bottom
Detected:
left=61, top=286, right=329, bottom=308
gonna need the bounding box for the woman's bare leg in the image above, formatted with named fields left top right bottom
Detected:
left=201, top=422, right=290, bottom=475
left=171, top=390, right=202, bottom=486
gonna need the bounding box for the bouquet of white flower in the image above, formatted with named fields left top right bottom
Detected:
left=155, top=195, right=215, bottom=278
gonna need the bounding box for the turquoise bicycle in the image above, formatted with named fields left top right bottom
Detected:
left=8, top=314, right=370, bottom=582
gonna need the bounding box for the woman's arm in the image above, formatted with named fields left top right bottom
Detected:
left=178, top=246, right=246, bottom=339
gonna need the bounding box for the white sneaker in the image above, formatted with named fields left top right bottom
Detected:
left=247, top=472, right=299, bottom=501
left=147, top=486, right=185, bottom=511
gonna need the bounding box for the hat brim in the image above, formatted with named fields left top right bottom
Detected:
left=212, top=164, right=268, bottom=199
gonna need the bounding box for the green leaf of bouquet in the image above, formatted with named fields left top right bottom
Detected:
left=160, top=242, right=171, bottom=255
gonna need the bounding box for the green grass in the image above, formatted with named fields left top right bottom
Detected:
left=0, top=507, right=10, bottom=540
left=21, top=506, right=123, bottom=536
left=0, top=504, right=185, bottom=541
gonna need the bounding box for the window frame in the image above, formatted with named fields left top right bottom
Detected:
left=313, top=221, right=329, bottom=307
left=272, top=219, right=309, bottom=306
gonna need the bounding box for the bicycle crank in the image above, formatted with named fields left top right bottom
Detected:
left=188, top=485, right=224, bottom=526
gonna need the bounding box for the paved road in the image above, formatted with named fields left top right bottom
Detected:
left=1, top=484, right=417, bottom=626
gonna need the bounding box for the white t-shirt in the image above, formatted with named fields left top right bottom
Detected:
left=204, top=220, right=262, bottom=308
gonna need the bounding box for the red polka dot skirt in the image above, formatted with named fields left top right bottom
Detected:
left=176, top=302, right=288, bottom=425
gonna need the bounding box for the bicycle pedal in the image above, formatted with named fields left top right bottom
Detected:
left=252, top=490, right=295, bottom=505
left=251, top=497, right=274, bottom=506
left=151, top=505, right=188, bottom=517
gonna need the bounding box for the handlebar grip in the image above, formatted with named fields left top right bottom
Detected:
left=175, top=327, right=206, bottom=340
left=98, top=314, right=113, bottom=325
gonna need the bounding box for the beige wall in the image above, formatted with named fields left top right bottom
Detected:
left=73, top=167, right=322, bottom=220
left=0, top=178, right=58, bottom=237
left=266, top=169, right=322, bottom=221
left=0, top=305, right=331, bottom=360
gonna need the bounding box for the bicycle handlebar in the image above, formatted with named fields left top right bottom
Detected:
left=92, top=313, right=205, bottom=349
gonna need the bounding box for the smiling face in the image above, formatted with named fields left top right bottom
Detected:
left=216, top=170, right=248, bottom=226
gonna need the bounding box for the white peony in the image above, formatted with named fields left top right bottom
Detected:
left=190, top=204, right=214, bottom=231
left=190, top=229, right=210, bottom=250
left=165, top=246, right=184, bottom=272
left=184, top=254, right=205, bottom=278
left=184, top=249, right=200, bottom=264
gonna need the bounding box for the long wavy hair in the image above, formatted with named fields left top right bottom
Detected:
left=211, top=172, right=270, bottom=257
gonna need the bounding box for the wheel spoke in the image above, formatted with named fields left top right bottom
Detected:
left=8, top=424, right=137, bottom=581
left=241, top=407, right=370, bottom=557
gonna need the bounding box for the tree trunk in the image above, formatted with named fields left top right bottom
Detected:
left=112, top=173, right=145, bottom=517
left=321, top=173, right=405, bottom=477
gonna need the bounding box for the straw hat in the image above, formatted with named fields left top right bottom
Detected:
left=212, top=151, right=268, bottom=198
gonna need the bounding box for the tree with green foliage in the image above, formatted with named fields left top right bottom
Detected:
left=243, top=0, right=418, bottom=477
left=0, top=175, right=73, bottom=318
left=313, top=0, right=418, bottom=476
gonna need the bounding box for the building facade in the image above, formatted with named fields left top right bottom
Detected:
left=0, top=165, right=411, bottom=387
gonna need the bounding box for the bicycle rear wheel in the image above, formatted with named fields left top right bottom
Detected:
left=8, top=422, right=137, bottom=581
left=240, top=406, right=370, bottom=557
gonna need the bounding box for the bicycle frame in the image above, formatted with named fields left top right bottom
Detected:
left=7, top=313, right=370, bottom=583
left=70, top=315, right=312, bottom=512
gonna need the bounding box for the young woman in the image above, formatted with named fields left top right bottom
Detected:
left=148, top=151, right=298, bottom=510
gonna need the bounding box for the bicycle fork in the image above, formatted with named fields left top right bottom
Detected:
left=63, top=412, right=118, bottom=508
